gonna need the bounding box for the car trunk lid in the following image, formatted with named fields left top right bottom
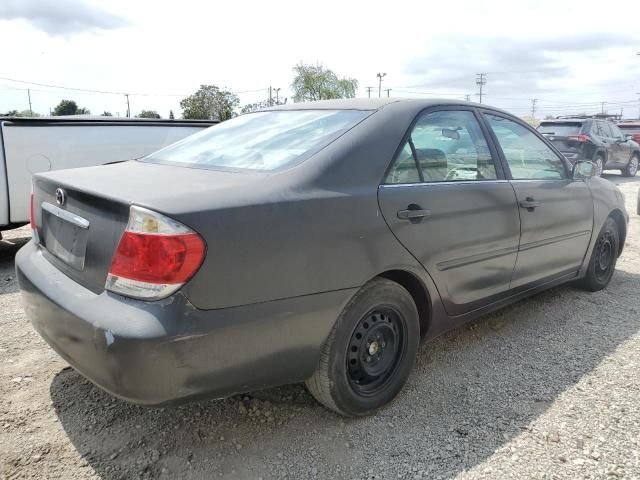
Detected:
left=31, top=161, right=266, bottom=294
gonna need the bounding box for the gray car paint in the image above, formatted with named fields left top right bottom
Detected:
left=17, top=98, right=629, bottom=405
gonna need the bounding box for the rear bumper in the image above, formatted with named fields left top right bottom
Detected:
left=16, top=241, right=353, bottom=405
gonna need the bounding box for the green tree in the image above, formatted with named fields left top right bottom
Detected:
left=180, top=85, right=239, bottom=121
left=2, top=110, right=40, bottom=117
left=53, top=100, right=90, bottom=116
left=240, top=101, right=271, bottom=114
left=169, top=110, right=175, bottom=119
left=136, top=110, right=161, bottom=119
left=101, top=111, right=113, bottom=116
left=291, top=63, right=358, bottom=102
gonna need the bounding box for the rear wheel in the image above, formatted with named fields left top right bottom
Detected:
left=305, top=278, right=420, bottom=417
left=622, top=154, right=639, bottom=177
left=593, top=154, right=605, bottom=177
left=577, top=217, right=619, bottom=291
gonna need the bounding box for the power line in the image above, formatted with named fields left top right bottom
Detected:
left=0, top=76, right=266, bottom=97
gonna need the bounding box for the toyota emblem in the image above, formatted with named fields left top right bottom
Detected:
left=55, top=188, right=66, bottom=206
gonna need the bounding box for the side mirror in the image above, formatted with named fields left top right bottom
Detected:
left=625, top=134, right=633, bottom=141
left=572, top=160, right=595, bottom=179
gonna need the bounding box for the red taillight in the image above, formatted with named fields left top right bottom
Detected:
left=105, top=206, right=206, bottom=300
left=568, top=134, right=590, bottom=143
left=109, top=231, right=205, bottom=284
left=29, top=193, right=36, bottom=229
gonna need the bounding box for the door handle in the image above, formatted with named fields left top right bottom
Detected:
left=397, top=208, right=431, bottom=220
left=519, top=197, right=540, bottom=211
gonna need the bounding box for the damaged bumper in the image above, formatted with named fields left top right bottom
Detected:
left=16, top=241, right=352, bottom=405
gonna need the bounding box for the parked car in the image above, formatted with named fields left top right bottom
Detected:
left=617, top=121, right=640, bottom=144
left=17, top=99, right=628, bottom=417
left=0, top=116, right=215, bottom=233
left=538, top=118, right=640, bottom=177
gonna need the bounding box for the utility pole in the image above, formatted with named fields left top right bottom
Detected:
left=530, top=98, right=538, bottom=119
left=27, top=89, right=32, bottom=116
left=366, top=87, right=373, bottom=98
left=376, top=73, right=386, bottom=98
left=475, top=73, right=487, bottom=104
left=274, top=88, right=281, bottom=104
left=268, top=86, right=272, bottom=106
left=384, top=88, right=391, bottom=98
left=125, top=94, right=130, bottom=118
left=464, top=94, right=471, bottom=102
left=601, top=102, right=606, bottom=114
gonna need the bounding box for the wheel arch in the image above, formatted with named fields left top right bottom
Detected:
left=377, top=269, right=431, bottom=337
left=608, top=209, right=627, bottom=256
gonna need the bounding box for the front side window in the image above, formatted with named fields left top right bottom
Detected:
left=143, top=110, right=370, bottom=171
left=485, top=114, right=567, bottom=180
left=385, top=110, right=497, bottom=183
left=610, top=124, right=624, bottom=140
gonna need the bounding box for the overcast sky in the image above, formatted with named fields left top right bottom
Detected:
left=1, top=0, right=639, bottom=119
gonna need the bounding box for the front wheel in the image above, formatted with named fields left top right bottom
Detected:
left=622, top=154, right=639, bottom=177
left=577, top=217, right=619, bottom=292
left=305, top=278, right=420, bottom=417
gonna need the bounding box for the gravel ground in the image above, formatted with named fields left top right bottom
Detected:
left=1, top=173, right=639, bottom=480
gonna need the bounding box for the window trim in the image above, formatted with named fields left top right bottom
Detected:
left=478, top=109, right=572, bottom=181
left=381, top=105, right=506, bottom=185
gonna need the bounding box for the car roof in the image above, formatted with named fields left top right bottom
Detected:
left=264, top=97, right=513, bottom=115
left=540, top=118, right=589, bottom=123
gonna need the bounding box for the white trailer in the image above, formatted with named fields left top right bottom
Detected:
left=0, top=116, right=215, bottom=230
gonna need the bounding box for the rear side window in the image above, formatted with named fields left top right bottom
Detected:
left=485, top=114, right=567, bottom=180
left=144, top=110, right=370, bottom=171
left=385, top=110, right=497, bottom=184
left=538, top=122, right=582, bottom=136
left=595, top=121, right=613, bottom=138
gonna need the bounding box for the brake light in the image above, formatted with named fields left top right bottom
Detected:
left=105, top=206, right=206, bottom=300
left=568, top=134, right=590, bottom=143
left=29, top=193, right=36, bottom=229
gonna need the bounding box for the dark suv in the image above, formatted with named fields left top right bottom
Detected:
left=538, top=118, right=640, bottom=177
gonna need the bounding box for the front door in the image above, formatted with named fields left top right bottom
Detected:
left=482, top=113, right=594, bottom=289
left=378, top=108, right=521, bottom=316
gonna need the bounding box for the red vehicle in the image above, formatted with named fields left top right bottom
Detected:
left=617, top=121, right=640, bottom=144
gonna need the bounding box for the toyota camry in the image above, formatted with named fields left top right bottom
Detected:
left=16, top=98, right=628, bottom=416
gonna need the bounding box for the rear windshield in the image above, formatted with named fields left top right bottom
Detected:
left=538, top=122, right=583, bottom=136
left=618, top=125, right=640, bottom=135
left=143, top=109, right=370, bottom=171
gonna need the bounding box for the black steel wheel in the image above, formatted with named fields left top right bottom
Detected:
left=593, top=155, right=604, bottom=177
left=305, top=278, right=420, bottom=417
left=346, top=308, right=406, bottom=396
left=577, top=217, right=619, bottom=292
left=622, top=154, right=639, bottom=177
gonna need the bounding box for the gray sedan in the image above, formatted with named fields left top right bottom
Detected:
left=16, top=99, right=628, bottom=416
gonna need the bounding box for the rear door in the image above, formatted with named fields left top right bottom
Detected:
left=595, top=121, right=618, bottom=166
left=378, top=107, right=521, bottom=316
left=482, top=112, right=593, bottom=289
left=609, top=123, right=633, bottom=165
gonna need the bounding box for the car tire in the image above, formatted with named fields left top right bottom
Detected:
left=622, top=154, right=639, bottom=177
left=305, top=278, right=420, bottom=417
left=593, top=154, right=605, bottom=177
left=577, top=217, right=619, bottom=292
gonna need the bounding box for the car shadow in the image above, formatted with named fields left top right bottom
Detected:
left=48, top=266, right=640, bottom=479
left=0, top=233, right=30, bottom=295
left=602, top=172, right=640, bottom=185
